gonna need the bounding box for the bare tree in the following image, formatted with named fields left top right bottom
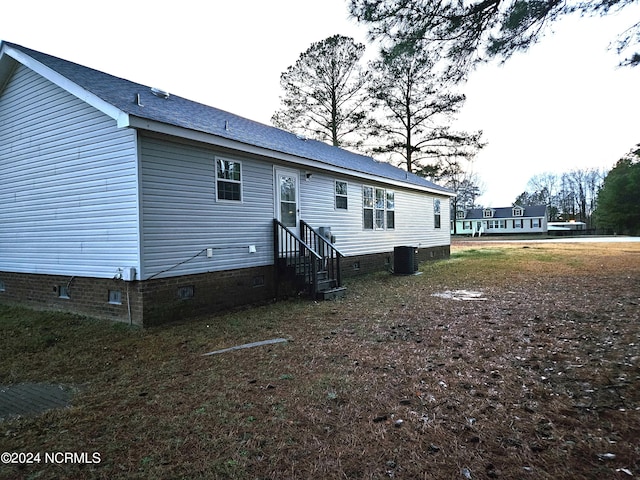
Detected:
left=272, top=35, right=370, bottom=148
left=367, top=47, right=484, bottom=174
left=516, top=169, right=606, bottom=224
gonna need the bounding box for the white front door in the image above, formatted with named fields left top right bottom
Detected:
left=275, top=167, right=300, bottom=237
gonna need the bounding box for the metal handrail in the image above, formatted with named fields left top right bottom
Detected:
left=273, top=219, right=321, bottom=294
left=300, top=220, right=343, bottom=287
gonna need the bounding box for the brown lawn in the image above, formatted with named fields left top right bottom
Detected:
left=1, top=241, right=639, bottom=479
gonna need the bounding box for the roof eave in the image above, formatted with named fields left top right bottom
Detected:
left=128, top=115, right=455, bottom=197
left=1, top=42, right=128, bottom=125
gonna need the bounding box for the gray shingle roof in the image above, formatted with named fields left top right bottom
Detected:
left=3, top=42, right=452, bottom=195
left=464, top=206, right=547, bottom=219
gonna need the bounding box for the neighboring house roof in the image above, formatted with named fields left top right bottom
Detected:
left=0, top=41, right=453, bottom=196
left=463, top=206, right=547, bottom=219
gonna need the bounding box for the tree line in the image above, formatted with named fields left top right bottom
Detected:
left=514, top=145, right=640, bottom=235
left=514, top=169, right=606, bottom=226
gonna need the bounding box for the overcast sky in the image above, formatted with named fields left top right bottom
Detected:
left=2, top=0, right=639, bottom=206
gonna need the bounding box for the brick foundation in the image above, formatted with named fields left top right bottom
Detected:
left=342, top=245, right=450, bottom=278
left=0, top=272, right=143, bottom=324
left=140, top=266, right=277, bottom=327
left=0, top=245, right=449, bottom=326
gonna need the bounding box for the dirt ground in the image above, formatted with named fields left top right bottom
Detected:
left=1, top=241, right=639, bottom=479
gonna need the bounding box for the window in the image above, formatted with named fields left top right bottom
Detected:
left=487, top=220, right=506, bottom=229
left=513, top=207, right=524, bottom=217
left=532, top=218, right=541, bottom=228
left=483, top=208, right=494, bottom=218
left=335, top=180, right=348, bottom=210
left=363, top=186, right=394, bottom=230
left=216, top=157, right=242, bottom=201
left=363, top=186, right=374, bottom=229
left=434, top=199, right=441, bottom=229
left=386, top=191, right=395, bottom=229
left=375, top=188, right=385, bottom=229
left=514, top=219, right=523, bottom=228
left=456, top=211, right=465, bottom=219
left=463, top=221, right=471, bottom=230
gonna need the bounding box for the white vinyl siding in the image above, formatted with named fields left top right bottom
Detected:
left=299, top=172, right=450, bottom=256
left=0, top=64, right=140, bottom=277
left=139, top=135, right=274, bottom=279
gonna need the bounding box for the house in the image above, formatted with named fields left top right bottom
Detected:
left=452, top=206, right=548, bottom=236
left=0, top=42, right=454, bottom=326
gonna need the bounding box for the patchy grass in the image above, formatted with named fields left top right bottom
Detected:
left=1, top=242, right=640, bottom=479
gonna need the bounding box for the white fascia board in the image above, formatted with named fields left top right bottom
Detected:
left=3, top=45, right=128, bottom=125
left=128, top=116, right=455, bottom=197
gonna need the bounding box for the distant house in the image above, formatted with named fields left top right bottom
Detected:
left=0, top=41, right=454, bottom=326
left=452, top=206, right=548, bottom=236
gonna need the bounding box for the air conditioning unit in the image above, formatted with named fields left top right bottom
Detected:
left=394, top=246, right=418, bottom=275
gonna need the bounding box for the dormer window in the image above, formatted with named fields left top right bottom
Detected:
left=483, top=209, right=494, bottom=218
left=456, top=210, right=465, bottom=219
left=513, top=207, right=524, bottom=217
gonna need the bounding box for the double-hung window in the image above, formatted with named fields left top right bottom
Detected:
left=434, top=199, right=441, bottom=229
left=363, top=186, right=374, bottom=229
left=386, top=191, right=395, bottom=229
left=216, top=157, right=242, bottom=201
left=363, top=186, right=394, bottom=230
left=335, top=180, right=348, bottom=210
left=375, top=188, right=385, bottom=229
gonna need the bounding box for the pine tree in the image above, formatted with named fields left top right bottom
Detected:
left=594, top=146, right=640, bottom=234
left=368, top=47, right=484, bottom=175
left=271, top=35, right=370, bottom=148
left=349, top=0, right=640, bottom=79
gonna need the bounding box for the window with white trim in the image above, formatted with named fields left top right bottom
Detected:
left=456, top=210, right=465, bottom=219
left=487, top=220, right=506, bottom=229
left=513, top=207, right=524, bottom=216
left=386, top=191, right=395, bottom=229
left=532, top=218, right=541, bottom=228
left=514, top=219, right=523, bottom=228
left=483, top=208, right=494, bottom=218
left=363, top=186, right=374, bottom=229
left=335, top=180, right=348, bottom=210
left=215, top=157, right=242, bottom=201
left=375, top=188, right=385, bottom=229
left=434, top=199, right=441, bottom=229
left=363, top=186, right=394, bottom=230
